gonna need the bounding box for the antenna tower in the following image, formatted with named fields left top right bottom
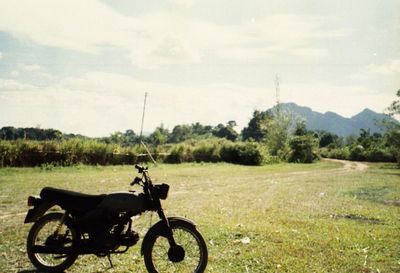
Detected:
left=275, top=74, right=281, bottom=114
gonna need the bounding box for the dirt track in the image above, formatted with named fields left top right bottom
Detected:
left=323, top=158, right=369, bottom=171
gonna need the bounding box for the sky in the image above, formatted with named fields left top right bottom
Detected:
left=0, top=0, right=399, bottom=137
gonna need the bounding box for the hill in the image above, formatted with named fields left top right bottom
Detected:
left=273, top=103, right=396, bottom=136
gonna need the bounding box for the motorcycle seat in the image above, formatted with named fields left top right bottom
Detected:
left=40, top=187, right=106, bottom=212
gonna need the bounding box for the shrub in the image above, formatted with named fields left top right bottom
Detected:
left=349, top=145, right=366, bottom=161
left=192, top=141, right=221, bottom=163
left=81, top=140, right=112, bottom=165
left=164, top=144, right=194, bottom=163
left=364, top=146, right=395, bottom=162
left=288, top=135, right=318, bottom=163
left=15, top=140, right=43, bottom=167
left=220, top=141, right=266, bottom=166
left=328, top=147, right=350, bottom=160
left=0, top=141, right=13, bottom=167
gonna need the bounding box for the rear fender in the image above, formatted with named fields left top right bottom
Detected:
left=141, top=217, right=196, bottom=255
left=24, top=199, right=55, bottom=223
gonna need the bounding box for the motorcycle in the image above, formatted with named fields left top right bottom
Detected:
left=24, top=164, right=208, bottom=272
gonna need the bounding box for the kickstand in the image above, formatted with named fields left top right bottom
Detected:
left=107, top=254, right=114, bottom=268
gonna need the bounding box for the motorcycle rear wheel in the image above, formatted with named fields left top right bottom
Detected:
left=143, top=220, right=208, bottom=273
left=27, top=212, right=78, bottom=272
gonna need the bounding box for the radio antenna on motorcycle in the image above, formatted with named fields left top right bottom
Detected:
left=139, top=92, right=147, bottom=139
left=139, top=92, right=157, bottom=165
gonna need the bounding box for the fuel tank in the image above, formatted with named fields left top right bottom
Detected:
left=98, top=191, right=147, bottom=214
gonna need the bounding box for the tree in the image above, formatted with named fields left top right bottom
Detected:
left=318, top=131, right=339, bottom=148
left=294, top=121, right=307, bottom=136
left=241, top=110, right=274, bottom=141
left=388, top=89, right=400, bottom=116
left=212, top=122, right=239, bottom=141
left=191, top=122, right=213, bottom=136
left=169, top=125, right=192, bottom=143
left=289, top=134, right=319, bottom=163
left=1, top=126, right=18, bottom=140
left=385, top=89, right=400, bottom=163
left=149, top=125, right=170, bottom=146
left=109, top=131, right=124, bottom=144
left=265, top=114, right=290, bottom=156
left=122, top=129, right=139, bottom=146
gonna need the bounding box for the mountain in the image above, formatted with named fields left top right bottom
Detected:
left=271, top=103, right=396, bottom=136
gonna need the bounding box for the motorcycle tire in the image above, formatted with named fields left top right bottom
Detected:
left=143, top=220, right=208, bottom=273
left=27, top=212, right=78, bottom=272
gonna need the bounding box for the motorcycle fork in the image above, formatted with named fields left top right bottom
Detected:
left=156, top=205, right=177, bottom=247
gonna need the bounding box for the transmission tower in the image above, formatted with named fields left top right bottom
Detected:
left=275, top=74, right=281, bottom=114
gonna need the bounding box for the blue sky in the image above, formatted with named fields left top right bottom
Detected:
left=0, top=0, right=399, bottom=136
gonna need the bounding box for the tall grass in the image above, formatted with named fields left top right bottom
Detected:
left=0, top=138, right=277, bottom=167
left=0, top=139, right=148, bottom=167
left=164, top=138, right=269, bottom=165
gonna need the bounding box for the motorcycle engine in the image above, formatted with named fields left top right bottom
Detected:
left=116, top=230, right=139, bottom=247
left=77, top=208, right=140, bottom=250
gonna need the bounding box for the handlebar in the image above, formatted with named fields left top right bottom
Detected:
left=132, top=165, right=152, bottom=187
left=135, top=164, right=148, bottom=173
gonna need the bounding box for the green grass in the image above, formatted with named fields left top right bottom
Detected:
left=0, top=161, right=399, bottom=273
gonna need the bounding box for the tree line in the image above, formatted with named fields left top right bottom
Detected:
left=1, top=90, right=399, bottom=167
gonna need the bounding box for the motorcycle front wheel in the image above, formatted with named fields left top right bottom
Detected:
left=27, top=212, right=78, bottom=272
left=143, top=220, right=208, bottom=273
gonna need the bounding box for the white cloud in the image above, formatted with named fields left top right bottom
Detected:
left=0, top=52, right=3, bottom=60
left=167, top=0, right=194, bottom=8
left=19, top=64, right=41, bottom=71
left=0, top=1, right=350, bottom=68
left=366, top=58, right=400, bottom=75
left=0, top=78, right=37, bottom=91
left=350, top=57, right=400, bottom=86
left=10, top=70, right=19, bottom=77
left=290, top=47, right=328, bottom=57
left=0, top=71, right=392, bottom=136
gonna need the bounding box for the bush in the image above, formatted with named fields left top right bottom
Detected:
left=0, top=141, right=13, bottom=167
left=220, top=141, right=266, bottom=166
left=192, top=141, right=221, bottom=163
left=364, top=146, right=395, bottom=162
left=288, top=135, right=318, bottom=163
left=328, top=147, right=351, bottom=160
left=349, top=145, right=366, bottom=161
left=15, top=140, right=44, bottom=167
left=164, top=144, right=194, bottom=163
left=81, top=140, right=112, bottom=165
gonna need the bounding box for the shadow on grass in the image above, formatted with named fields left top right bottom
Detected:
left=383, top=172, right=400, bottom=177
left=378, top=164, right=400, bottom=171
left=347, top=186, right=400, bottom=207
left=330, top=213, right=382, bottom=224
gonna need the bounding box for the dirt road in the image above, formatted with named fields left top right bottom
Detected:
left=323, top=158, right=369, bottom=171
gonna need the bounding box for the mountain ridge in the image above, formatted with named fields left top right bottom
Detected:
left=271, top=102, right=396, bottom=136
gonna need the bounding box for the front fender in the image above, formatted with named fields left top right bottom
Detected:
left=141, top=217, right=196, bottom=255
left=24, top=200, right=55, bottom=223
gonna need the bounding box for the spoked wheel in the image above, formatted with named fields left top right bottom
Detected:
left=143, top=220, right=208, bottom=273
left=27, top=212, right=78, bottom=272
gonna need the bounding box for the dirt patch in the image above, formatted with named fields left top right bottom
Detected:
left=323, top=158, right=368, bottom=171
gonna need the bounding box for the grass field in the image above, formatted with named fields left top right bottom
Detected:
left=0, top=160, right=399, bottom=273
